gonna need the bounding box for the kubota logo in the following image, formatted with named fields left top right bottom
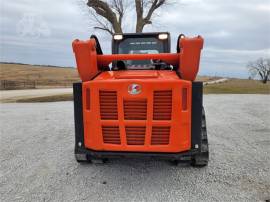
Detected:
left=128, top=84, right=142, bottom=95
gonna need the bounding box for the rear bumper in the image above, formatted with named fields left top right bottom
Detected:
left=75, top=147, right=198, bottom=161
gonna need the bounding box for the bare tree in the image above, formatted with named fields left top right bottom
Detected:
left=86, top=0, right=168, bottom=35
left=135, top=0, right=167, bottom=32
left=247, top=58, right=270, bottom=84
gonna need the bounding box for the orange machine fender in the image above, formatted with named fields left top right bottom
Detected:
left=179, top=36, right=204, bottom=81
left=72, top=39, right=98, bottom=81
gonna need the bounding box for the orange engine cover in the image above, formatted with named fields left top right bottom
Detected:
left=82, top=70, right=192, bottom=153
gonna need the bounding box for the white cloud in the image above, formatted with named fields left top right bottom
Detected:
left=0, top=0, right=270, bottom=78
left=255, top=4, right=270, bottom=11
left=207, top=31, right=231, bottom=38
left=16, top=13, right=51, bottom=38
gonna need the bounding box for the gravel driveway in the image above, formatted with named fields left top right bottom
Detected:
left=0, top=95, right=269, bottom=202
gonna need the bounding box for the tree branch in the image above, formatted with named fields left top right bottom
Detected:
left=87, top=0, right=123, bottom=33
left=135, top=0, right=167, bottom=32
left=112, top=0, right=124, bottom=26
left=88, top=9, right=114, bottom=35
left=94, top=26, right=113, bottom=35
left=144, top=0, right=165, bottom=24
left=86, top=0, right=169, bottom=34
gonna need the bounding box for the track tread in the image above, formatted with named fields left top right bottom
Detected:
left=191, top=107, right=209, bottom=167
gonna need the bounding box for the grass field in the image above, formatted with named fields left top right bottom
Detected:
left=0, top=63, right=215, bottom=90
left=0, top=63, right=215, bottom=82
left=16, top=94, right=73, bottom=103
left=0, top=63, right=80, bottom=89
left=204, top=79, right=270, bottom=94
left=1, top=63, right=269, bottom=102
left=0, top=63, right=214, bottom=89
left=13, top=79, right=269, bottom=103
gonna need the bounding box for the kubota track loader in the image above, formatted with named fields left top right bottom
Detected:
left=72, top=32, right=209, bottom=166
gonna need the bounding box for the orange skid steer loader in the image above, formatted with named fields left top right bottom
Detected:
left=72, top=32, right=209, bottom=167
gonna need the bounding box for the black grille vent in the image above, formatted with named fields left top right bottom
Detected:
left=99, top=91, right=118, bottom=120
left=153, top=90, right=172, bottom=120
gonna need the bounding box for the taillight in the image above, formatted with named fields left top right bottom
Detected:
left=86, top=88, right=90, bottom=110
left=182, top=88, right=187, bottom=111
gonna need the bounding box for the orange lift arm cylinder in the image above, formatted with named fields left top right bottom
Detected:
left=179, top=36, right=204, bottom=81
left=72, top=39, right=98, bottom=81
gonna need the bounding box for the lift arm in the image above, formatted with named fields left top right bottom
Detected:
left=72, top=36, right=204, bottom=81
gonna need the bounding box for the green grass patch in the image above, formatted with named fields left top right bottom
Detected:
left=16, top=93, right=73, bottom=103
left=204, top=79, right=270, bottom=94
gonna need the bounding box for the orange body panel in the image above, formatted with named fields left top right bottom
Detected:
left=82, top=70, right=192, bottom=153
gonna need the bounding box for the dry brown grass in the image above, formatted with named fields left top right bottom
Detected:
left=204, top=79, right=270, bottom=94
left=0, top=63, right=215, bottom=89
left=16, top=94, right=73, bottom=103
left=0, top=63, right=80, bottom=88
left=3, top=63, right=268, bottom=96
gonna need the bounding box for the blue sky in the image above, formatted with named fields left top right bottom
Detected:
left=0, top=0, right=270, bottom=78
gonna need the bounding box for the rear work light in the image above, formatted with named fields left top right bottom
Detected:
left=158, top=33, right=168, bottom=40
left=114, top=34, right=123, bottom=40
